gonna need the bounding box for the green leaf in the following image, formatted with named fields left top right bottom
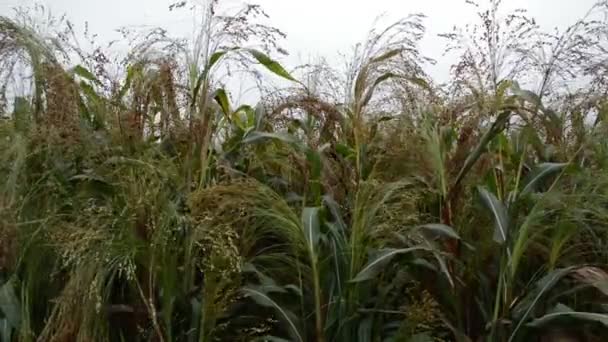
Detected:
left=520, top=163, right=567, bottom=196
left=351, top=247, right=429, bottom=282
left=242, top=131, right=298, bottom=145
left=208, top=50, right=230, bottom=70
left=513, top=87, right=543, bottom=109
left=242, top=287, right=304, bottom=342
left=245, top=49, right=296, bottom=81
left=323, top=195, right=347, bottom=231
left=335, top=143, right=355, bottom=159
left=452, top=110, right=512, bottom=193
left=360, top=72, right=399, bottom=108
left=419, top=223, right=460, bottom=240
left=72, top=65, right=102, bottom=85
left=79, top=80, right=101, bottom=102
left=305, top=148, right=323, bottom=204
left=254, top=103, right=266, bottom=130
left=527, top=311, right=608, bottom=328
left=117, top=64, right=140, bottom=100
left=213, top=88, right=231, bottom=116
left=509, top=267, right=575, bottom=340
left=0, top=279, right=20, bottom=331
left=302, top=207, right=321, bottom=254
left=232, top=105, right=255, bottom=130
left=369, top=48, right=403, bottom=64
left=477, top=187, right=509, bottom=244
left=407, top=76, right=431, bottom=90
left=197, top=49, right=234, bottom=87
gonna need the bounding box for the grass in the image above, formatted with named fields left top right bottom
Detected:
left=2, top=0, right=608, bottom=341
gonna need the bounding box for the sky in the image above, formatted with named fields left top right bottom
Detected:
left=0, top=0, right=601, bottom=101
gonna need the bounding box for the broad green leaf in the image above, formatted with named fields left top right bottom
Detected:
left=242, top=131, right=297, bottom=145
left=195, top=49, right=234, bottom=93
left=520, top=163, right=567, bottom=195
left=117, top=64, right=140, bottom=100
left=477, top=186, right=509, bottom=244
left=509, top=267, right=575, bottom=340
left=306, top=149, right=323, bottom=204
left=420, top=223, right=460, bottom=240
left=72, top=65, right=102, bottom=85
left=527, top=310, right=608, bottom=328
left=335, top=143, right=355, bottom=159
left=407, top=76, right=431, bottom=90
left=351, top=247, right=429, bottom=282
left=213, top=88, right=231, bottom=116
left=360, top=72, right=398, bottom=108
left=0, top=280, right=20, bottom=330
left=245, top=49, right=295, bottom=81
left=242, top=263, right=279, bottom=288
left=513, top=87, right=543, bottom=109
left=254, top=103, right=266, bottom=130
left=323, top=195, right=347, bottom=231
left=233, top=105, right=255, bottom=130
left=242, top=287, right=304, bottom=342
left=369, top=48, right=403, bottom=64
left=208, top=50, right=231, bottom=70
left=452, top=110, right=512, bottom=193
left=79, top=80, right=101, bottom=102
left=301, top=207, right=321, bottom=254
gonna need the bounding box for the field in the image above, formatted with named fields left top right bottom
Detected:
left=1, top=0, right=608, bottom=341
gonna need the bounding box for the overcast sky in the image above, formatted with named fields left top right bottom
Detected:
left=0, top=0, right=601, bottom=100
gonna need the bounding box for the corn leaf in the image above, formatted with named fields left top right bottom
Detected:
left=351, top=247, right=429, bottom=282
left=520, top=163, right=567, bottom=196
left=478, top=186, right=510, bottom=244
left=242, top=287, right=304, bottom=342
left=245, top=48, right=295, bottom=81
left=420, top=223, right=460, bottom=240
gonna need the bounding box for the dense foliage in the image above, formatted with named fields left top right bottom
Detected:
left=2, top=0, right=608, bottom=341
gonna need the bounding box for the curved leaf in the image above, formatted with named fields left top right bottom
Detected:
left=0, top=279, right=20, bottom=331
left=420, top=223, right=460, bottom=240
left=452, top=111, right=512, bottom=194
left=351, top=247, right=429, bottom=283
left=213, top=88, right=231, bottom=116
left=242, top=131, right=297, bottom=145
left=360, top=72, right=398, bottom=108
left=477, top=187, right=509, bottom=244
left=520, top=163, right=567, bottom=196
left=254, top=103, right=266, bottom=130
left=245, top=48, right=295, bottom=81
left=72, top=65, right=102, bottom=85
left=509, top=267, right=576, bottom=340
left=242, top=287, right=304, bottom=342
left=369, top=48, right=403, bottom=64
left=302, top=207, right=321, bottom=254
left=527, top=311, right=608, bottom=328
left=514, top=88, right=543, bottom=109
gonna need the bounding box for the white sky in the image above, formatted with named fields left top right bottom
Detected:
left=0, top=0, right=601, bottom=101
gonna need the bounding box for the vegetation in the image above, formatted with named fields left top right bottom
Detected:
left=2, top=0, right=608, bottom=341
